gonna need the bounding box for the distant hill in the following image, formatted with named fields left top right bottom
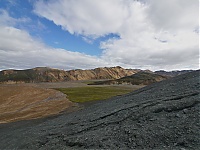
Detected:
left=64, top=66, right=139, bottom=80
left=0, top=67, right=67, bottom=83
left=155, top=70, right=194, bottom=77
left=0, top=66, right=139, bottom=83
left=89, top=71, right=169, bottom=85
left=1, top=66, right=193, bottom=84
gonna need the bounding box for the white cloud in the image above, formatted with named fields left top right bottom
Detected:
left=34, top=0, right=129, bottom=37
left=0, top=9, right=30, bottom=26
left=0, top=9, right=17, bottom=26
left=145, top=0, right=198, bottom=31
left=34, top=0, right=199, bottom=71
left=0, top=26, right=44, bottom=52
left=0, top=0, right=199, bottom=71
left=0, top=11, right=108, bottom=70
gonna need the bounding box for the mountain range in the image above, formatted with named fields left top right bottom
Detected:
left=0, top=66, right=141, bottom=83
left=0, top=66, right=194, bottom=84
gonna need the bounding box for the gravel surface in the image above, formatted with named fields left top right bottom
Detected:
left=0, top=70, right=199, bottom=150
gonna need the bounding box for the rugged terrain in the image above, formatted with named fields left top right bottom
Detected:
left=65, top=66, right=139, bottom=80
left=0, top=66, right=139, bottom=83
left=89, top=71, right=169, bottom=85
left=155, top=70, right=194, bottom=77
left=0, top=70, right=199, bottom=149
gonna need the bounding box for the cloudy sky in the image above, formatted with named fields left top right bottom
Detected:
left=0, top=0, right=199, bottom=71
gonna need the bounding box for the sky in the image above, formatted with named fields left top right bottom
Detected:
left=0, top=0, right=199, bottom=71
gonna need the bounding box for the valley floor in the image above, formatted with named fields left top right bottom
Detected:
left=0, top=80, right=143, bottom=123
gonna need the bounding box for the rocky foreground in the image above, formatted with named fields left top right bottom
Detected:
left=0, top=70, right=199, bottom=149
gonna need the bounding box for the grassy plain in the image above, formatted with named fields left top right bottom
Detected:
left=56, top=86, right=136, bottom=103
left=0, top=80, right=143, bottom=123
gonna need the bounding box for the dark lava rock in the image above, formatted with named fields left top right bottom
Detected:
left=0, top=70, right=199, bottom=150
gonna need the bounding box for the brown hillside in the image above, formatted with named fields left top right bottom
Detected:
left=89, top=71, right=168, bottom=85
left=0, top=66, right=139, bottom=83
left=0, top=85, right=74, bottom=123
left=65, top=66, right=138, bottom=80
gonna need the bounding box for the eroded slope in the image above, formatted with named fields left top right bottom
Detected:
left=0, top=66, right=139, bottom=83
left=0, top=85, right=74, bottom=123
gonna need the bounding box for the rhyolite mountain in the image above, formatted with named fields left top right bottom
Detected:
left=0, top=66, right=194, bottom=83
left=89, top=71, right=169, bottom=85
left=0, top=70, right=199, bottom=149
left=0, top=66, right=139, bottom=83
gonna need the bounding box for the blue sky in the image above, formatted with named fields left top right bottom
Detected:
left=0, top=0, right=118, bottom=56
left=0, top=0, right=199, bottom=71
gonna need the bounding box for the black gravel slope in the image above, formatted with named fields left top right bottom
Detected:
left=0, top=70, right=199, bottom=150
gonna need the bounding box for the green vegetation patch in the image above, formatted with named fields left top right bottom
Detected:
left=56, top=86, right=133, bottom=103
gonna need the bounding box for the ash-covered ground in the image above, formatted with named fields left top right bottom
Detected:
left=0, top=70, right=199, bottom=150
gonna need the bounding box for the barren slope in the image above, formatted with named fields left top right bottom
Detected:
left=0, top=70, right=199, bottom=149
left=65, top=66, right=138, bottom=80
left=89, top=71, right=169, bottom=85
left=0, top=66, right=139, bottom=83
left=0, top=85, right=74, bottom=123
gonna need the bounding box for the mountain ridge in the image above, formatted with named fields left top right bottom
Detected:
left=0, top=66, right=140, bottom=83
left=89, top=71, right=169, bottom=85
left=0, top=66, right=195, bottom=83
